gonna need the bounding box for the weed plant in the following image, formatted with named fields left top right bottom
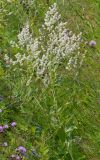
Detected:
left=0, top=0, right=100, bottom=160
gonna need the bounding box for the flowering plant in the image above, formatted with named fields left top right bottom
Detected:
left=4, top=3, right=84, bottom=86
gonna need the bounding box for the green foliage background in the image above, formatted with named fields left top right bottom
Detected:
left=0, top=0, right=100, bottom=160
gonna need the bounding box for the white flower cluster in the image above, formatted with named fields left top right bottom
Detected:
left=17, top=21, right=33, bottom=47
left=4, top=54, right=13, bottom=66
left=5, top=3, right=83, bottom=86
left=44, top=3, right=61, bottom=31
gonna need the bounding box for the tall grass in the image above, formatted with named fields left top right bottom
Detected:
left=0, top=0, right=100, bottom=160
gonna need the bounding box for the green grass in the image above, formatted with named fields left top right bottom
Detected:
left=0, top=0, right=100, bottom=160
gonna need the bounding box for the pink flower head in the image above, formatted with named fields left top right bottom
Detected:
left=0, top=126, right=3, bottom=132
left=11, top=122, right=17, bottom=127
left=16, top=156, right=21, bottom=160
left=16, top=146, right=26, bottom=155
left=89, top=40, right=96, bottom=47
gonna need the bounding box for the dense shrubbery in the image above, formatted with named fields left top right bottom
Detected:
left=0, top=0, right=100, bottom=160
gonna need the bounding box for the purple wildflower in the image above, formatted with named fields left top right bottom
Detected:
left=11, top=122, right=17, bottom=127
left=89, top=40, right=96, bottom=47
left=0, top=126, right=3, bottom=132
left=3, top=124, right=9, bottom=129
left=16, top=146, right=26, bottom=155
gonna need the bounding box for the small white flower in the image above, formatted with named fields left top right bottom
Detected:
left=18, top=22, right=33, bottom=47
left=0, top=109, right=3, bottom=113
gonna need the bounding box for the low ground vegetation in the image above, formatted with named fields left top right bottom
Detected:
left=0, top=0, right=100, bottom=160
